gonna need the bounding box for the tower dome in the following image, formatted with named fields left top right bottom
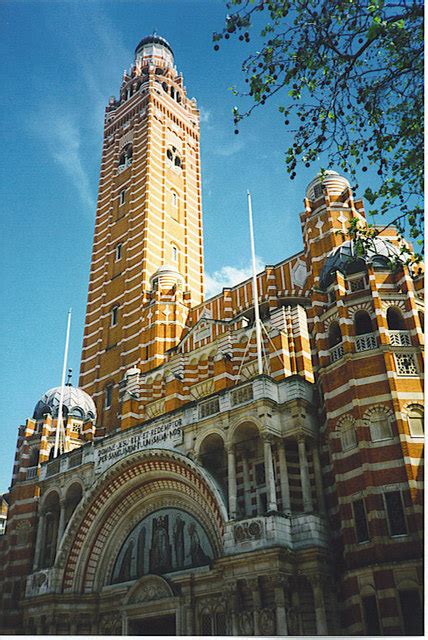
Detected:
left=33, top=385, right=97, bottom=422
left=319, top=237, right=401, bottom=289
left=306, top=170, right=351, bottom=201
left=150, top=264, right=184, bottom=291
left=135, top=34, right=174, bottom=69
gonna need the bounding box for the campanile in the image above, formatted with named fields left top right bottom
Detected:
left=79, top=36, right=204, bottom=432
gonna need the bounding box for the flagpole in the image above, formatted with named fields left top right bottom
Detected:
left=247, top=191, right=263, bottom=376
left=53, top=309, right=72, bottom=458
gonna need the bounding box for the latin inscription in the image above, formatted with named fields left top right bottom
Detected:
left=95, top=418, right=183, bottom=473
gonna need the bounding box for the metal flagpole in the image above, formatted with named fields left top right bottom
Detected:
left=53, top=309, right=72, bottom=458
left=247, top=191, right=263, bottom=376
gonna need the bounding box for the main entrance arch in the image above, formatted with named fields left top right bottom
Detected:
left=58, top=449, right=225, bottom=595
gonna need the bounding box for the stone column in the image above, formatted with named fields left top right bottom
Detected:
left=274, top=577, right=288, bottom=635
left=277, top=439, right=291, bottom=513
left=310, top=576, right=328, bottom=635
left=298, top=436, right=312, bottom=512
left=311, top=443, right=326, bottom=515
left=226, top=444, right=237, bottom=519
left=249, top=578, right=261, bottom=635
left=33, top=510, right=46, bottom=570
left=242, top=451, right=251, bottom=516
left=121, top=612, right=128, bottom=636
left=57, top=499, right=67, bottom=550
left=262, top=434, right=277, bottom=512
left=226, top=582, right=239, bottom=635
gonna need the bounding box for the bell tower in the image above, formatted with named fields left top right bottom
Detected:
left=79, top=35, right=204, bottom=432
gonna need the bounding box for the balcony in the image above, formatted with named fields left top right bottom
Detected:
left=26, top=466, right=38, bottom=480
left=389, top=330, right=412, bottom=347
left=330, top=343, right=344, bottom=363
left=224, top=513, right=329, bottom=555
left=355, top=332, right=377, bottom=352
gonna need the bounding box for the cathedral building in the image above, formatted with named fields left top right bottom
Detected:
left=0, top=35, right=424, bottom=636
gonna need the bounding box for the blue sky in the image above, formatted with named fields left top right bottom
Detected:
left=0, top=0, right=388, bottom=493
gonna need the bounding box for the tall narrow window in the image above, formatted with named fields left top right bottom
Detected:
left=399, top=590, right=423, bottom=635
left=172, top=245, right=178, bottom=262
left=119, top=189, right=126, bottom=206
left=111, top=306, right=119, bottom=327
left=408, top=405, right=424, bottom=437
left=171, top=190, right=178, bottom=208
left=362, top=595, right=381, bottom=635
left=384, top=491, right=407, bottom=536
left=104, top=385, right=113, bottom=409
left=115, top=243, right=122, bottom=261
left=328, top=322, right=342, bottom=347
left=354, top=310, right=372, bottom=335
left=387, top=306, right=405, bottom=330
left=353, top=498, right=370, bottom=543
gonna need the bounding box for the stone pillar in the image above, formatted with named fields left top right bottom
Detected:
left=250, top=578, right=261, bottom=635
left=227, top=444, right=237, bottom=519
left=263, top=434, right=277, bottom=512
left=121, top=612, right=128, bottom=636
left=310, top=576, right=328, bottom=635
left=298, top=436, right=312, bottom=512
left=226, top=582, right=239, bottom=635
left=277, top=439, right=291, bottom=513
left=57, top=499, right=66, bottom=550
left=33, top=510, right=46, bottom=570
left=242, top=452, right=251, bottom=516
left=311, top=443, right=326, bottom=515
left=274, top=578, right=288, bottom=635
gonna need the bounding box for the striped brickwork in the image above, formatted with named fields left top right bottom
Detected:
left=79, top=48, right=203, bottom=433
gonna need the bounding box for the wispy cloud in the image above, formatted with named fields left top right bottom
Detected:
left=212, top=139, right=245, bottom=157
left=204, top=256, right=265, bottom=298
left=29, top=108, right=96, bottom=212
left=199, top=106, right=212, bottom=125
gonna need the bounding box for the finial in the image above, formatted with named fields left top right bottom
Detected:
left=66, top=368, right=73, bottom=386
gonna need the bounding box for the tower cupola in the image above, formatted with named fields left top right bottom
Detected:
left=135, top=34, right=174, bottom=70
left=306, top=170, right=351, bottom=201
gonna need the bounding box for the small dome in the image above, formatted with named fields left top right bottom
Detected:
left=319, top=237, right=401, bottom=289
left=135, top=35, right=174, bottom=56
left=150, top=264, right=184, bottom=290
left=306, top=170, right=351, bottom=201
left=33, top=385, right=97, bottom=422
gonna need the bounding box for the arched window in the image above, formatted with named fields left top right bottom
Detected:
left=174, top=156, right=181, bottom=168
left=170, top=86, right=175, bottom=99
left=328, top=322, right=342, bottom=347
left=171, top=190, right=178, bottom=209
left=104, top=384, right=113, bottom=409
left=387, top=306, right=405, bottom=330
left=369, top=409, right=393, bottom=441
left=340, top=418, right=357, bottom=451
left=118, top=144, right=133, bottom=171
left=162, top=82, right=168, bottom=92
left=176, top=92, right=181, bottom=103
left=418, top=310, right=424, bottom=332
left=115, top=243, right=122, bottom=261
left=407, top=405, right=424, bottom=437
left=64, top=483, right=83, bottom=526
left=171, top=245, right=179, bottom=262
left=355, top=310, right=373, bottom=335
left=167, top=149, right=173, bottom=162
left=111, top=306, right=119, bottom=327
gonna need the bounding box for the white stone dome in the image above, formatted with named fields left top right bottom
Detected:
left=33, top=385, right=97, bottom=422
left=306, top=170, right=351, bottom=201
left=150, top=264, right=184, bottom=290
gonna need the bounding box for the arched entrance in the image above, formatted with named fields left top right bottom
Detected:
left=124, top=575, right=178, bottom=636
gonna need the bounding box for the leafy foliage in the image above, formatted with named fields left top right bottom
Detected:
left=213, top=0, right=424, bottom=254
